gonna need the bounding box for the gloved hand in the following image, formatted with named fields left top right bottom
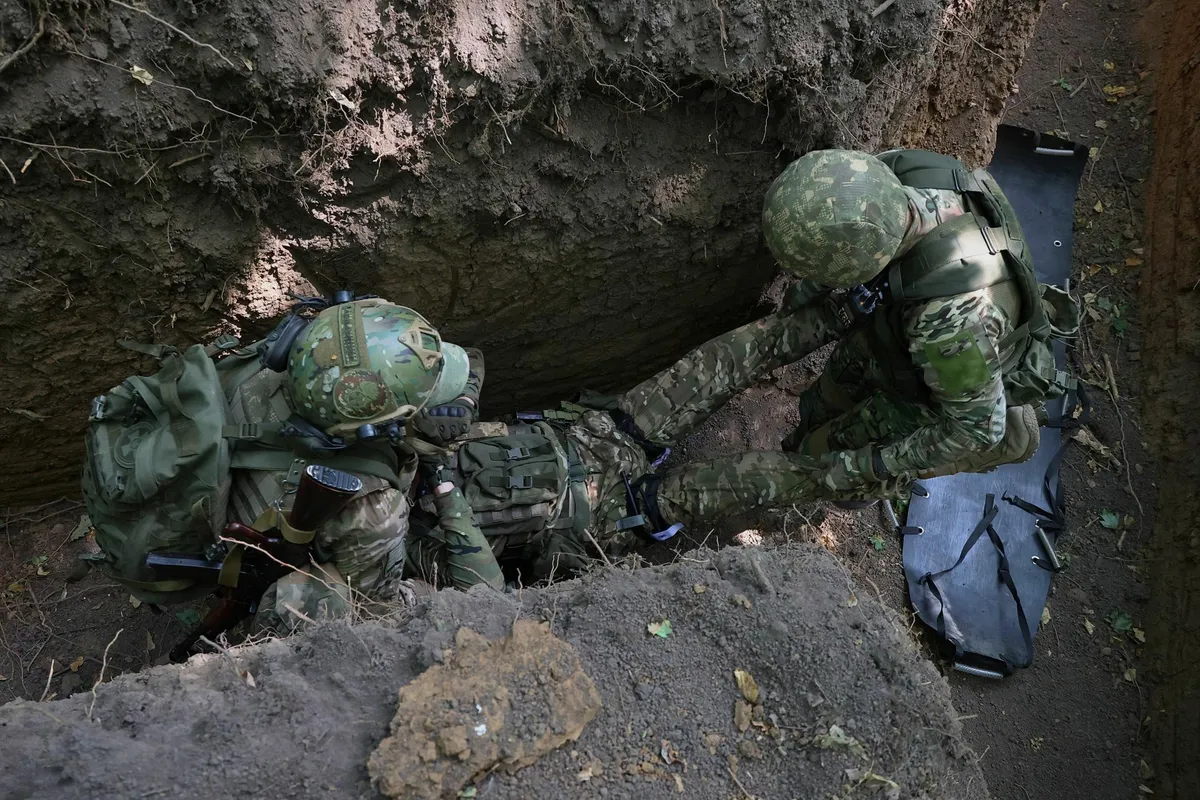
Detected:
left=418, top=447, right=454, bottom=491
left=412, top=398, right=475, bottom=444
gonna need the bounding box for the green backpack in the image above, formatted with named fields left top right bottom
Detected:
left=417, top=422, right=589, bottom=540
left=81, top=338, right=262, bottom=605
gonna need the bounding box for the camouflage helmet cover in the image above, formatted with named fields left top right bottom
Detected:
left=284, top=299, right=467, bottom=436
left=762, top=149, right=910, bottom=288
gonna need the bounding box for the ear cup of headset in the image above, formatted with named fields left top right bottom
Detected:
left=258, top=313, right=311, bottom=372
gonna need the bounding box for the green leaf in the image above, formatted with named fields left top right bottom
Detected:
left=1112, top=317, right=1128, bottom=338
left=175, top=609, right=202, bottom=627
left=1099, top=510, right=1121, bottom=529
left=647, top=619, right=673, bottom=639
left=457, top=788, right=477, bottom=799
left=69, top=514, right=93, bottom=541
left=1054, top=77, right=1075, bottom=91
left=869, top=534, right=886, bottom=551
left=29, top=555, right=48, bottom=566
left=1107, top=610, right=1134, bottom=633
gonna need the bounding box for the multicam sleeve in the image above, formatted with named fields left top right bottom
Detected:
left=876, top=291, right=1010, bottom=475
left=460, top=347, right=485, bottom=407
left=430, top=486, right=504, bottom=592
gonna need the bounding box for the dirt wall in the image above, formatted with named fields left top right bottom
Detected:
left=0, top=546, right=988, bottom=800
left=1141, top=0, right=1200, bottom=796
left=0, top=0, right=1041, bottom=504
left=1137, top=0, right=1200, bottom=796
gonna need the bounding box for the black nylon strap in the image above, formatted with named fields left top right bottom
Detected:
left=919, top=494, right=1034, bottom=671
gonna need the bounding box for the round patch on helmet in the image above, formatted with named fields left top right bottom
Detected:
left=332, top=369, right=390, bottom=420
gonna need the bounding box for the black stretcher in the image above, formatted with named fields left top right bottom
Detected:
left=901, top=126, right=1088, bottom=678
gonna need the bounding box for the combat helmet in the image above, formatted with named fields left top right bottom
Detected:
left=761, top=149, right=910, bottom=288
left=283, top=299, right=469, bottom=437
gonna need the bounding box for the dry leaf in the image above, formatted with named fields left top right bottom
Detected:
left=731, top=594, right=752, bottom=609
left=733, top=699, right=752, bottom=732
left=814, top=725, right=866, bottom=758
left=328, top=88, right=359, bottom=112
left=146, top=631, right=156, bottom=652
left=1133, top=627, right=1146, bottom=644
left=1094, top=201, right=1105, bottom=213
left=846, top=593, right=858, bottom=608
left=1041, top=605, right=1052, bottom=626
left=69, top=514, right=92, bottom=541
left=200, top=289, right=217, bottom=312
left=1084, top=618, right=1096, bottom=635
left=129, top=65, right=155, bottom=86
left=241, top=57, right=255, bottom=72
left=241, top=669, right=257, bottom=688
left=1124, top=668, right=1137, bottom=683
left=1089, top=146, right=1100, bottom=159
left=0, top=673, right=6, bottom=681
left=129, top=595, right=143, bottom=609
left=733, top=668, right=760, bottom=704
left=1073, top=427, right=1120, bottom=468
left=1139, top=786, right=1155, bottom=795
left=1126, top=256, right=1144, bottom=267
left=36, top=565, right=50, bottom=577
left=1094, top=119, right=1108, bottom=129
left=647, top=620, right=672, bottom=638
left=69, top=656, right=85, bottom=672
left=577, top=768, right=594, bottom=782
left=673, top=774, right=685, bottom=793
left=693, top=584, right=708, bottom=594
left=1103, top=60, right=1116, bottom=72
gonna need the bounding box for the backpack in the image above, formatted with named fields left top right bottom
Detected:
left=81, top=337, right=402, bottom=606
left=417, top=422, right=589, bottom=542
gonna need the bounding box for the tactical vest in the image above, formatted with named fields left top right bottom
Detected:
left=865, top=150, right=1077, bottom=405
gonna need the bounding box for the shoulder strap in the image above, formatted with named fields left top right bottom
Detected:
left=889, top=214, right=1013, bottom=303
left=876, top=149, right=970, bottom=191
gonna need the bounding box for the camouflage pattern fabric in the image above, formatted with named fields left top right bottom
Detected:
left=229, top=370, right=420, bottom=634
left=761, top=150, right=910, bottom=287
left=617, top=299, right=845, bottom=445
left=284, top=299, right=469, bottom=436
left=787, top=285, right=1017, bottom=484
left=896, top=187, right=967, bottom=254
left=404, top=485, right=505, bottom=591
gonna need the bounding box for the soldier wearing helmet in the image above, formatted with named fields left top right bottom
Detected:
left=223, top=295, right=503, bottom=633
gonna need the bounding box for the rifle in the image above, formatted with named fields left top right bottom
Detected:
left=146, top=464, right=363, bottom=662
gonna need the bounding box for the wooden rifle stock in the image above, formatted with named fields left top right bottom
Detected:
left=150, top=464, right=363, bottom=662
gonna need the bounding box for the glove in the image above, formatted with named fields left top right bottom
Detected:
left=418, top=447, right=453, bottom=489
left=412, top=398, right=475, bottom=444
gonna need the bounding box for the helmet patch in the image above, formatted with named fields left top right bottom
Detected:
left=332, top=369, right=390, bottom=420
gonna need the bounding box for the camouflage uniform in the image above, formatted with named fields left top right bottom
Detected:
left=240, top=347, right=499, bottom=634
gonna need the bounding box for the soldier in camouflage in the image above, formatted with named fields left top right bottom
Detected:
left=405, top=147, right=1075, bottom=585
left=232, top=298, right=502, bottom=634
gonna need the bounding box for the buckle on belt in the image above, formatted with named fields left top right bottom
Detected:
left=505, top=446, right=530, bottom=461
left=508, top=475, right=533, bottom=490
left=90, top=395, right=108, bottom=421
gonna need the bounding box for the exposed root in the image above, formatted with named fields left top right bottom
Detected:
left=0, top=3, right=45, bottom=77
left=87, top=628, right=123, bottom=721
left=110, top=0, right=244, bottom=73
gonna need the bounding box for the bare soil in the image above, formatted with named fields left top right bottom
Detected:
left=0, top=546, right=988, bottom=800
left=0, top=0, right=1038, bottom=504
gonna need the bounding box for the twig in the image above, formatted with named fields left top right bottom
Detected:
left=727, top=765, right=758, bottom=800
left=582, top=528, right=615, bottom=568
left=1052, top=93, right=1068, bottom=134
left=1114, top=157, right=1136, bottom=227
left=38, top=659, right=56, bottom=702
left=281, top=603, right=317, bottom=626
left=0, top=157, right=15, bottom=184
left=88, top=629, right=124, bottom=721
left=1103, top=353, right=1119, bottom=403
left=1069, top=76, right=1089, bottom=98
left=871, top=0, right=898, bottom=17
left=1086, top=135, right=1109, bottom=184
left=133, top=160, right=158, bottom=185
left=0, top=8, right=45, bottom=77
left=1114, top=402, right=1145, bottom=545
left=110, top=1, right=242, bottom=72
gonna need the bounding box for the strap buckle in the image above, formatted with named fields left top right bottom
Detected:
left=615, top=514, right=647, bottom=531
left=505, top=446, right=530, bottom=461
left=90, top=395, right=108, bottom=421
left=508, top=475, right=533, bottom=490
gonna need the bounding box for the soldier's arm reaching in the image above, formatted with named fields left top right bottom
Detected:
left=412, top=450, right=505, bottom=592
left=876, top=291, right=1011, bottom=476
left=413, top=347, right=486, bottom=444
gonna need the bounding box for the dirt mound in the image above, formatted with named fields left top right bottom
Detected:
left=0, top=545, right=985, bottom=799
left=0, top=0, right=1042, bottom=504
